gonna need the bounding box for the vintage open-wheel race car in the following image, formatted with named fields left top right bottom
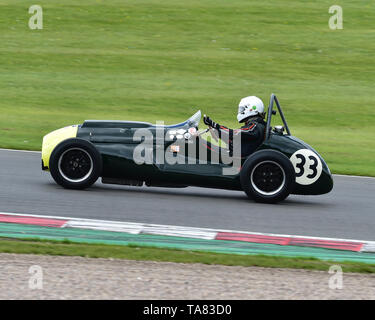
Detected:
left=41, top=94, right=333, bottom=203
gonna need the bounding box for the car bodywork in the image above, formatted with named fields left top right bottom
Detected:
left=42, top=126, right=78, bottom=170
left=42, top=94, right=333, bottom=196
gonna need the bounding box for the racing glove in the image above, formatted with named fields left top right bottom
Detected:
left=203, top=115, right=220, bottom=129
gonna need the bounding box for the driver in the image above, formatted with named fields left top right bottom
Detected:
left=203, top=96, right=267, bottom=157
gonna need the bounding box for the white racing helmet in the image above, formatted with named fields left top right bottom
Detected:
left=237, top=96, right=265, bottom=123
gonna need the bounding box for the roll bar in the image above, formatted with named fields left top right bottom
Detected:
left=265, top=94, right=291, bottom=140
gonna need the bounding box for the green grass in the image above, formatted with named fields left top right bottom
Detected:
left=0, top=0, right=374, bottom=175
left=1, top=238, right=375, bottom=273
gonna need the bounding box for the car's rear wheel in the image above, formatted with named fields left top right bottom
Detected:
left=50, top=139, right=102, bottom=189
left=240, top=150, right=295, bottom=203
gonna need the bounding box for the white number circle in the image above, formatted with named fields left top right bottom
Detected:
left=290, top=149, right=322, bottom=185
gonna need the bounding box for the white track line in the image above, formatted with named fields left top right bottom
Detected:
left=0, top=148, right=41, bottom=154
left=333, top=174, right=375, bottom=179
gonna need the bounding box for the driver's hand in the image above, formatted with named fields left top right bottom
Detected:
left=203, top=115, right=219, bottom=129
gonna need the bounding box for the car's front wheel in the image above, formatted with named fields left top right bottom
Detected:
left=49, top=138, right=102, bottom=189
left=240, top=150, right=295, bottom=203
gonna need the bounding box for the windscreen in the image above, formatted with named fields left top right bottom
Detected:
left=187, top=110, right=201, bottom=128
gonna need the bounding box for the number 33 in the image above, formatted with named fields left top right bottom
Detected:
left=290, top=149, right=322, bottom=185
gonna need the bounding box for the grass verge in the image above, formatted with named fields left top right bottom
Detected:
left=1, top=238, right=375, bottom=273
left=0, top=0, right=375, bottom=176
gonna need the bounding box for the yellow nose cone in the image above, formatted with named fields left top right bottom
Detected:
left=41, top=125, right=78, bottom=170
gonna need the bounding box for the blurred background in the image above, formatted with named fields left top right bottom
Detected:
left=0, top=0, right=374, bottom=175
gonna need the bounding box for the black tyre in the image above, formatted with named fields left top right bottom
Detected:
left=49, top=138, right=102, bottom=189
left=240, top=149, right=295, bottom=203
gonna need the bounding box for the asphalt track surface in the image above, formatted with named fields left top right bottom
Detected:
left=0, top=149, right=374, bottom=241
